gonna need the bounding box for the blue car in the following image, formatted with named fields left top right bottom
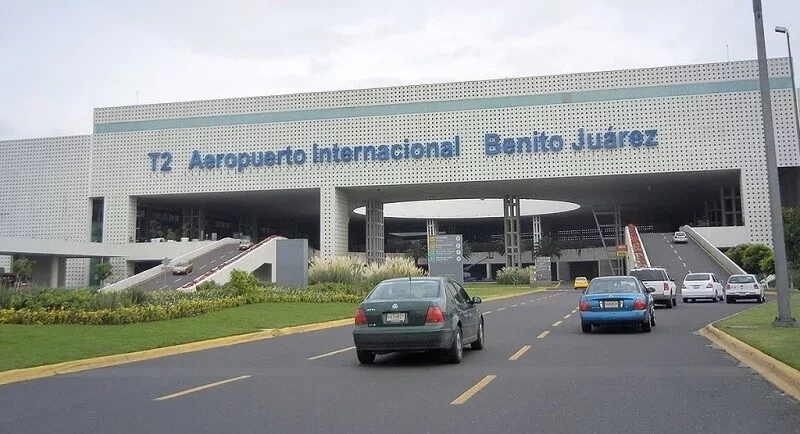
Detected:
left=578, top=276, right=656, bottom=333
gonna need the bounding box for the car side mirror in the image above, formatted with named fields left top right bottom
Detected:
left=472, top=296, right=482, bottom=304
left=646, top=287, right=656, bottom=293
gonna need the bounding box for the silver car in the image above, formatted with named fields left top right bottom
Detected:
left=672, top=231, right=688, bottom=244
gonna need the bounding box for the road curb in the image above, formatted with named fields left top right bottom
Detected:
left=698, top=323, right=800, bottom=401
left=0, top=317, right=353, bottom=387
left=481, top=288, right=548, bottom=302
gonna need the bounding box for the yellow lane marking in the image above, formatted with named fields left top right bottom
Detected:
left=497, top=307, right=506, bottom=311
left=552, top=320, right=563, bottom=327
left=154, top=375, right=251, bottom=401
left=563, top=314, right=571, bottom=319
left=307, top=346, right=355, bottom=360
left=537, top=331, right=550, bottom=339
left=451, top=375, right=498, bottom=405
left=508, top=345, right=532, bottom=361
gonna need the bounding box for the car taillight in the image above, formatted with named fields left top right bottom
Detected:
left=579, top=300, right=591, bottom=311
left=707, top=283, right=714, bottom=288
left=663, top=282, right=669, bottom=292
left=726, top=283, right=731, bottom=290
left=354, top=308, right=367, bottom=325
left=754, top=284, right=760, bottom=290
left=425, top=306, right=445, bottom=323
left=633, top=299, right=647, bottom=310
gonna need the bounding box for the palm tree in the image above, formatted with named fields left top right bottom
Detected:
left=405, top=240, right=428, bottom=266
left=531, top=236, right=562, bottom=261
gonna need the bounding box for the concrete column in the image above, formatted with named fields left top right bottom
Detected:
left=531, top=215, right=549, bottom=282
left=320, top=187, right=350, bottom=259
left=104, top=196, right=137, bottom=279
left=50, top=256, right=59, bottom=288
left=365, top=200, right=385, bottom=264
left=485, top=262, right=492, bottom=280
left=503, top=195, right=521, bottom=268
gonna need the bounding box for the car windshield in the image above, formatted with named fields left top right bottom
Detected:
left=685, top=274, right=711, bottom=281
left=629, top=270, right=666, bottom=281
left=367, top=280, right=442, bottom=300
left=576, top=277, right=587, bottom=281
left=675, top=232, right=686, bottom=236
left=585, top=279, right=640, bottom=294
left=729, top=275, right=756, bottom=284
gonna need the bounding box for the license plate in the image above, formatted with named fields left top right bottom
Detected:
left=693, top=285, right=701, bottom=289
left=386, top=312, right=407, bottom=323
left=603, top=301, right=619, bottom=308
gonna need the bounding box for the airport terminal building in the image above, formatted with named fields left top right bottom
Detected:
left=1, top=58, right=799, bottom=287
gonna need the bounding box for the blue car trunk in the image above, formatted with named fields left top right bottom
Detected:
left=584, top=293, right=643, bottom=311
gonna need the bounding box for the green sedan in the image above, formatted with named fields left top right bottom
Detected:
left=352, top=276, right=485, bottom=364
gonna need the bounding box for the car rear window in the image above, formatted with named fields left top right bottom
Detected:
left=685, top=274, right=711, bottom=281
left=629, top=270, right=666, bottom=281
left=586, top=279, right=640, bottom=294
left=367, top=280, right=442, bottom=300
left=675, top=232, right=686, bottom=236
left=729, top=275, right=756, bottom=284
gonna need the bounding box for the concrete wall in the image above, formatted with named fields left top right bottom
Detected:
left=689, top=226, right=749, bottom=249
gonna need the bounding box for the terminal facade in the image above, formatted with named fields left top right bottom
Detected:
left=1, top=58, right=799, bottom=287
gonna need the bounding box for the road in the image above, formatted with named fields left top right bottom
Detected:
left=1, top=289, right=797, bottom=433
left=640, top=232, right=732, bottom=282
left=135, top=244, right=243, bottom=291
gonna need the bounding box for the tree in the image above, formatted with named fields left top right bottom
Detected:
left=95, top=261, right=112, bottom=285
left=760, top=250, right=775, bottom=276
left=12, top=258, right=35, bottom=284
left=405, top=240, right=427, bottom=266
left=726, top=243, right=773, bottom=275
left=783, top=206, right=800, bottom=267
left=531, top=236, right=562, bottom=260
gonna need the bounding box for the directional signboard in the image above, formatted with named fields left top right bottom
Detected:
left=428, top=234, right=464, bottom=285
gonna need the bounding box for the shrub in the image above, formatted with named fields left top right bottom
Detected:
left=496, top=266, right=532, bottom=285
left=308, top=256, right=363, bottom=285
left=306, top=282, right=371, bottom=296
left=362, top=256, right=425, bottom=288
left=0, top=286, right=11, bottom=309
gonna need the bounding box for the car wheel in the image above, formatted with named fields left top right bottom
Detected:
left=711, top=295, right=717, bottom=303
left=664, top=299, right=673, bottom=309
left=471, top=320, right=485, bottom=350
left=650, top=310, right=656, bottom=326
left=726, top=296, right=733, bottom=304
left=581, top=321, right=591, bottom=333
left=672, top=297, right=678, bottom=307
left=758, top=294, right=765, bottom=304
left=642, top=314, right=652, bottom=332
left=683, top=298, right=689, bottom=303
left=446, top=328, right=463, bottom=364
left=356, top=350, right=375, bottom=365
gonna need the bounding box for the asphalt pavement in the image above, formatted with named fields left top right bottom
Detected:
left=1, top=288, right=797, bottom=433
left=640, top=232, right=732, bottom=282
left=135, top=244, right=243, bottom=291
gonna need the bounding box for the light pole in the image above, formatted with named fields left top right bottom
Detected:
left=776, top=26, right=800, bottom=159
left=752, top=0, right=797, bottom=327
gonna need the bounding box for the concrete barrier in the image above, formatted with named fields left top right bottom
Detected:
left=680, top=225, right=746, bottom=275
left=626, top=224, right=650, bottom=268
left=101, top=237, right=240, bottom=292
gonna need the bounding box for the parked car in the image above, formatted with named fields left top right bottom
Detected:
left=171, top=262, right=193, bottom=275
left=629, top=267, right=678, bottom=308
left=725, top=274, right=766, bottom=303
left=573, top=276, right=589, bottom=290
left=578, top=276, right=656, bottom=333
left=681, top=272, right=725, bottom=302
left=352, top=276, right=484, bottom=364
left=672, top=231, right=688, bottom=244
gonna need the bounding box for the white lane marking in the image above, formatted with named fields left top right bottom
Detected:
left=483, top=310, right=492, bottom=315
left=174, top=278, right=182, bottom=283
left=683, top=262, right=687, bottom=267
left=307, top=346, right=355, bottom=360
left=497, top=307, right=506, bottom=311
left=220, top=255, right=226, bottom=259
left=564, top=314, right=571, bottom=319
left=677, top=256, right=683, bottom=261
left=552, top=320, right=563, bottom=327
left=160, top=285, right=167, bottom=290
left=511, top=304, right=518, bottom=308
left=210, top=259, right=216, bottom=263
left=520, top=302, right=527, bottom=305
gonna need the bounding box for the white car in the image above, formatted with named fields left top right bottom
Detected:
left=725, top=274, right=766, bottom=303
left=681, top=272, right=724, bottom=302
left=672, top=231, right=688, bottom=244
left=629, top=267, right=678, bottom=308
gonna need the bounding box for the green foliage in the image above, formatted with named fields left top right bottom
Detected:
left=12, top=258, right=35, bottom=283
left=362, top=256, right=426, bottom=288
left=760, top=250, right=775, bottom=276
left=306, top=282, right=371, bottom=296
left=531, top=236, right=562, bottom=259
left=94, top=262, right=113, bottom=282
left=783, top=206, right=800, bottom=267
left=726, top=243, right=774, bottom=275
left=405, top=240, right=427, bottom=266
left=496, top=267, right=532, bottom=285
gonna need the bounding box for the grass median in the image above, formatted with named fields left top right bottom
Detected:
left=0, top=302, right=357, bottom=372
left=715, top=293, right=800, bottom=371
left=0, top=283, right=544, bottom=373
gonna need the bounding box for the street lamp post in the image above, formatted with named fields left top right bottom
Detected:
left=752, top=0, right=797, bottom=327
left=776, top=26, right=800, bottom=160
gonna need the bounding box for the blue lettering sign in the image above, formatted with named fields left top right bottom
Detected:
left=484, top=127, right=659, bottom=156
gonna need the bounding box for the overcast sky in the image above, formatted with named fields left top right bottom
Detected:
left=1, top=0, right=798, bottom=140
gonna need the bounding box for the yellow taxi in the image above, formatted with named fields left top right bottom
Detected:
left=574, top=276, right=589, bottom=290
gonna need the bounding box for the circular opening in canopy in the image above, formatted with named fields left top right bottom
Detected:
left=352, top=199, right=580, bottom=219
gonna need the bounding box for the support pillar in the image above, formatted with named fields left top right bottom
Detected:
left=503, top=195, right=521, bottom=268
left=104, top=196, right=137, bottom=280
left=50, top=256, right=59, bottom=288
left=531, top=215, right=549, bottom=282
left=365, top=200, right=385, bottom=264
left=320, top=187, right=350, bottom=259
left=485, top=262, right=492, bottom=280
